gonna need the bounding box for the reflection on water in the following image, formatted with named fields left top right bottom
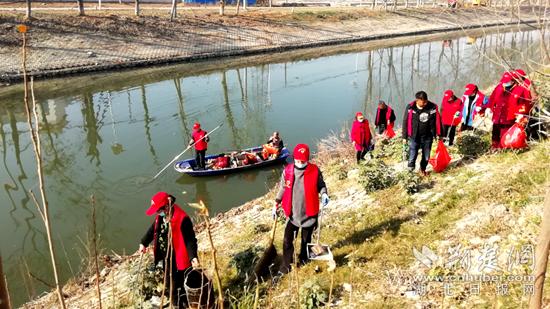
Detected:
left=0, top=28, right=546, bottom=305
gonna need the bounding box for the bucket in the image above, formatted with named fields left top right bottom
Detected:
left=184, top=268, right=215, bottom=309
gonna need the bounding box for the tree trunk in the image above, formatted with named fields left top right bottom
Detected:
left=77, top=0, right=85, bottom=15
left=219, top=0, right=225, bottom=15
left=236, top=0, right=241, bottom=15
left=170, top=0, right=177, bottom=21
left=243, top=0, right=247, bottom=10
left=98, top=0, right=102, bottom=10
left=0, top=255, right=10, bottom=309
left=530, top=188, right=550, bottom=309
left=135, top=0, right=140, bottom=16
left=25, top=0, right=31, bottom=19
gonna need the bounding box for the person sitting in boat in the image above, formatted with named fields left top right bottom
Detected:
left=262, top=131, right=284, bottom=160
left=213, top=154, right=230, bottom=170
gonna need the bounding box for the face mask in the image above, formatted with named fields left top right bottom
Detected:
left=159, top=211, right=166, bottom=217
left=358, top=118, right=364, bottom=122
left=503, top=82, right=513, bottom=88
left=294, top=161, right=307, bottom=169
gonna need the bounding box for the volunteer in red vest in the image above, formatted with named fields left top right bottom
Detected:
left=461, top=84, right=488, bottom=130
left=273, top=144, right=329, bottom=274
left=374, top=100, right=397, bottom=135
left=441, top=90, right=463, bottom=146
left=139, top=192, right=199, bottom=307
left=402, top=91, right=443, bottom=176
left=350, top=112, right=373, bottom=163
left=189, top=122, right=209, bottom=170
left=487, top=71, right=532, bottom=148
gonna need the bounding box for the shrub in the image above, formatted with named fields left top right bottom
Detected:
left=396, top=171, right=422, bottom=195
left=455, top=131, right=491, bottom=158
left=357, top=159, right=396, bottom=193
left=300, top=278, right=328, bottom=309
left=373, top=136, right=404, bottom=162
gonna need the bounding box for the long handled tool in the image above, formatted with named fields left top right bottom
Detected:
left=153, top=123, right=223, bottom=179
left=307, top=207, right=333, bottom=261
left=253, top=212, right=278, bottom=280
left=445, top=112, right=461, bottom=144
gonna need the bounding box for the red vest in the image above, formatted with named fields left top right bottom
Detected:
left=350, top=120, right=372, bottom=151
left=489, top=84, right=531, bottom=125
left=281, top=163, right=320, bottom=218
left=192, top=130, right=208, bottom=151
left=441, top=97, right=463, bottom=126
left=153, top=205, right=191, bottom=270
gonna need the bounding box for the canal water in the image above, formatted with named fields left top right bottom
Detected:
left=0, top=27, right=546, bottom=305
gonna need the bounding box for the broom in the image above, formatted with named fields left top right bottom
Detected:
left=253, top=215, right=278, bottom=280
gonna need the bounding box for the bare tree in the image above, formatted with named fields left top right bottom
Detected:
left=18, top=25, right=67, bottom=309
left=530, top=188, right=550, bottom=309
left=135, top=0, right=140, bottom=16
left=25, top=0, right=31, bottom=19
left=0, top=255, right=10, bottom=309
left=77, top=0, right=85, bottom=16
left=220, top=0, right=225, bottom=16
left=170, top=0, right=177, bottom=21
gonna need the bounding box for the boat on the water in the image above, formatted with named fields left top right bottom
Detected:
left=174, top=146, right=290, bottom=177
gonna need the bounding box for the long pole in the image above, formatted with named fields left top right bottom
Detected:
left=153, top=123, right=223, bottom=179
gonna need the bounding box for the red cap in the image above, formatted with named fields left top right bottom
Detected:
left=515, top=69, right=526, bottom=77
left=193, top=123, right=200, bottom=130
left=464, top=84, right=477, bottom=96
left=146, top=191, right=170, bottom=216
left=293, top=144, right=310, bottom=162
left=355, top=112, right=364, bottom=119
left=443, top=90, right=454, bottom=101
left=500, top=71, right=515, bottom=84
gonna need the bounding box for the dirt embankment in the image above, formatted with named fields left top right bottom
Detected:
left=0, top=6, right=545, bottom=83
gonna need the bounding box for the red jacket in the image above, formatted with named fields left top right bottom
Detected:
left=282, top=163, right=320, bottom=218
left=441, top=97, right=463, bottom=126
left=153, top=205, right=192, bottom=270
left=350, top=120, right=372, bottom=151
left=192, top=129, right=208, bottom=151
left=488, top=84, right=531, bottom=125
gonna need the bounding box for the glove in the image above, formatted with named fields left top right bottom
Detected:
left=272, top=204, right=278, bottom=220
left=321, top=193, right=330, bottom=207
left=475, top=106, right=482, bottom=112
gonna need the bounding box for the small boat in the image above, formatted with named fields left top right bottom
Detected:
left=174, top=146, right=290, bottom=177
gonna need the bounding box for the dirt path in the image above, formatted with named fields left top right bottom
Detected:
left=0, top=6, right=545, bottom=83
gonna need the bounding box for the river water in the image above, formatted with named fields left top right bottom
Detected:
left=0, top=27, right=546, bottom=305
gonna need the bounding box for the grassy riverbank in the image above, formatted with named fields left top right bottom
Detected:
left=24, top=72, right=550, bottom=308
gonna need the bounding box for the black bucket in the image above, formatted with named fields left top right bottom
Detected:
left=184, top=268, right=215, bottom=309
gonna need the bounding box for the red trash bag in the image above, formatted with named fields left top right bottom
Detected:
left=501, top=123, right=528, bottom=149
left=429, top=140, right=451, bottom=173
left=384, top=123, right=396, bottom=139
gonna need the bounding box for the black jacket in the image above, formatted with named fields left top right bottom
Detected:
left=141, top=215, right=198, bottom=266
left=375, top=108, right=397, bottom=126
left=401, top=101, right=443, bottom=140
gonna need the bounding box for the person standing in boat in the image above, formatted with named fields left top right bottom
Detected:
left=262, top=131, right=284, bottom=160
left=139, top=192, right=200, bottom=308
left=189, top=122, right=209, bottom=170
left=374, top=100, right=396, bottom=135
left=273, top=144, right=329, bottom=274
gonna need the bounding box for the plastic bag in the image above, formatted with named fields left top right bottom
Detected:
left=429, top=140, right=451, bottom=173
left=384, top=123, right=396, bottom=139
left=500, top=123, right=528, bottom=149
